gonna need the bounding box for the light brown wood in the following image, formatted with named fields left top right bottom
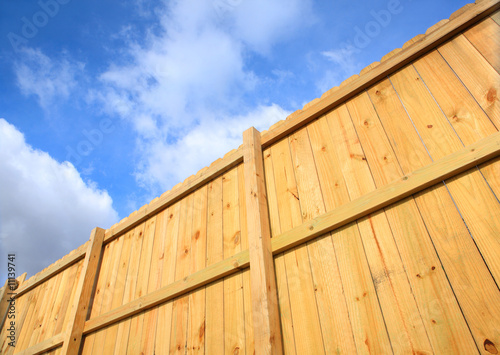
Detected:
left=14, top=333, right=64, bottom=355
left=271, top=131, right=500, bottom=254
left=104, top=149, right=243, bottom=244
left=259, top=0, right=500, bottom=148
left=222, top=167, right=246, bottom=354
left=464, top=17, right=500, bottom=73
left=15, top=242, right=87, bottom=298
left=205, top=177, right=225, bottom=354
left=243, top=127, right=283, bottom=354
left=61, top=227, right=105, bottom=355
left=263, top=147, right=297, bottom=355
left=270, top=137, right=325, bottom=354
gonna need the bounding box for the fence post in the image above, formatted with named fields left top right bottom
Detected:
left=61, top=227, right=105, bottom=354
left=243, top=127, right=283, bottom=354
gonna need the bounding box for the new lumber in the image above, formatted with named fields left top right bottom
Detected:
left=61, top=227, right=105, bottom=354
left=243, top=127, right=283, bottom=355
left=82, top=131, right=500, bottom=337
left=259, top=0, right=500, bottom=147
left=14, top=333, right=64, bottom=355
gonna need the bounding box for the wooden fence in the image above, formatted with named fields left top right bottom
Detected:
left=1, top=0, right=499, bottom=353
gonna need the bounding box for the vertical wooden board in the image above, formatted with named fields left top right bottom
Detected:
left=54, top=261, right=82, bottom=335
left=367, top=76, right=500, bottom=354
left=464, top=17, right=500, bottom=73
left=270, top=138, right=324, bottom=354
left=390, top=64, right=464, bottom=159
left=346, top=92, right=478, bottom=354
left=187, top=186, right=208, bottom=354
left=139, top=209, right=170, bottom=354
left=34, top=271, right=63, bottom=344
left=263, top=146, right=297, bottom=355
left=155, top=202, right=180, bottom=354
left=13, top=284, right=43, bottom=352
left=19, top=277, right=52, bottom=351
left=290, top=126, right=363, bottom=354
left=445, top=169, right=500, bottom=284
left=169, top=194, right=194, bottom=354
left=126, top=216, right=157, bottom=354
left=114, top=223, right=146, bottom=355
left=1, top=290, right=30, bottom=353
left=205, top=177, right=225, bottom=354
left=81, top=241, right=113, bottom=355
left=101, top=229, right=134, bottom=354
left=438, top=34, right=500, bottom=128
left=90, top=235, right=125, bottom=354
left=222, top=167, right=246, bottom=355
left=23, top=273, right=57, bottom=346
left=238, top=163, right=255, bottom=355
left=308, top=114, right=429, bottom=355
left=44, top=263, right=71, bottom=339
left=412, top=50, right=497, bottom=146
left=479, top=156, right=500, bottom=198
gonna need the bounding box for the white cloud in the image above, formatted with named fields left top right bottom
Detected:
left=14, top=48, right=84, bottom=109
left=135, top=104, right=290, bottom=192
left=0, top=119, right=119, bottom=280
left=91, top=0, right=311, bottom=192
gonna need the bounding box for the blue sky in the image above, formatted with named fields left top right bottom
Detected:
left=0, top=0, right=470, bottom=282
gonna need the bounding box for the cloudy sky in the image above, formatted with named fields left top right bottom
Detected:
left=0, top=0, right=470, bottom=283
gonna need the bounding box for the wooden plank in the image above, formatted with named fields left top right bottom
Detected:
left=204, top=177, right=225, bottom=354
left=14, top=333, right=64, bottom=355
left=270, top=138, right=325, bottom=354
left=104, top=149, right=243, bottom=244
left=54, top=262, right=82, bottom=337
left=80, top=234, right=116, bottom=355
left=237, top=163, right=255, bottom=355
left=15, top=242, right=87, bottom=298
left=368, top=72, right=500, bottom=354
left=464, top=17, right=500, bottom=73
left=259, top=0, right=500, bottom=148
left=113, top=223, right=146, bottom=355
left=242, top=128, right=282, bottom=354
left=139, top=208, right=170, bottom=354
left=412, top=49, right=497, bottom=146
left=391, top=57, right=500, bottom=294
left=60, top=227, right=105, bottom=355
left=43, top=266, right=70, bottom=340
left=438, top=34, right=500, bottom=129
left=79, top=132, right=499, bottom=341
left=263, top=147, right=297, bottom=355
left=270, top=131, right=500, bottom=254
left=15, top=275, right=49, bottom=352
left=289, top=125, right=362, bottom=354
left=222, top=167, right=246, bottom=355
left=34, top=271, right=63, bottom=345
left=186, top=186, right=208, bottom=354
left=101, top=228, right=133, bottom=354
left=492, top=9, right=500, bottom=25
left=349, top=88, right=476, bottom=353
left=125, top=216, right=156, bottom=354
left=309, top=114, right=420, bottom=354
left=169, top=194, right=193, bottom=354
left=154, top=203, right=180, bottom=354
left=87, top=231, right=124, bottom=355
left=27, top=275, right=58, bottom=349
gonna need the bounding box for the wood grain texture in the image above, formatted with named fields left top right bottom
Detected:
left=464, top=16, right=500, bottom=73
left=439, top=34, right=500, bottom=129
left=243, top=127, right=282, bottom=354
left=61, top=228, right=105, bottom=355
left=270, top=137, right=325, bottom=354
left=369, top=71, right=500, bottom=354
